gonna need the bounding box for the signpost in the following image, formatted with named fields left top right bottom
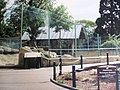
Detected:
left=97, top=65, right=116, bottom=90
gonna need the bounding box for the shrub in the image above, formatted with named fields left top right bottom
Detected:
left=101, top=40, right=118, bottom=48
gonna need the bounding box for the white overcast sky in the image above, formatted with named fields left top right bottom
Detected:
left=56, top=0, right=100, bottom=21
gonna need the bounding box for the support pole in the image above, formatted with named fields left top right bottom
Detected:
left=116, top=67, right=119, bottom=90
left=80, top=55, right=83, bottom=69
left=59, top=56, right=62, bottom=75
left=53, top=61, right=56, bottom=80
left=20, top=3, right=23, bottom=48
left=107, top=52, right=109, bottom=65
left=72, top=65, right=76, bottom=87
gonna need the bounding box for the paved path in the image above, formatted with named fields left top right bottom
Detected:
left=0, top=68, right=68, bottom=90
left=0, top=61, right=120, bottom=90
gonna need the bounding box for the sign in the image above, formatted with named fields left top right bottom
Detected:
left=98, top=65, right=116, bottom=78
left=97, top=65, right=116, bottom=90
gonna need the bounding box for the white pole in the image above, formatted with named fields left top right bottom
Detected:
left=20, top=3, right=23, bottom=48
left=74, top=23, right=77, bottom=57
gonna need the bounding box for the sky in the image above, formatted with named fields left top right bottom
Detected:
left=7, top=0, right=100, bottom=22
left=56, top=0, right=100, bottom=22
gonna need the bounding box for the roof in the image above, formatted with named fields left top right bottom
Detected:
left=22, top=25, right=82, bottom=40
left=22, top=32, right=30, bottom=40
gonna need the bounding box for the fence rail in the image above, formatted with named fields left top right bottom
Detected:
left=49, top=48, right=120, bottom=57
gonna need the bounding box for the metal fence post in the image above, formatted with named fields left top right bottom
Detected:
left=53, top=61, right=56, bottom=80
left=80, top=55, right=83, bottom=69
left=59, top=56, right=62, bottom=75
left=106, top=52, right=109, bottom=65
left=72, top=65, right=76, bottom=88
left=116, top=67, right=119, bottom=90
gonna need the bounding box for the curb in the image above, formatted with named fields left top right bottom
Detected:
left=50, top=78, right=79, bottom=90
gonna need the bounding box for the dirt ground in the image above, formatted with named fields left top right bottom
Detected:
left=0, top=53, right=120, bottom=66
left=0, top=54, right=19, bottom=66
left=57, top=68, right=116, bottom=90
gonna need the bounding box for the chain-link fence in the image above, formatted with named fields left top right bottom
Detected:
left=3, top=4, right=120, bottom=57
left=0, top=37, right=20, bottom=49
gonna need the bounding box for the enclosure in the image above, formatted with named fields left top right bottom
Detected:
left=0, top=4, right=120, bottom=57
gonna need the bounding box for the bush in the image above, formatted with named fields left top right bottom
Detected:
left=101, top=40, right=120, bottom=48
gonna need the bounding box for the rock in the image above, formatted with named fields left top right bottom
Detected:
left=44, top=51, right=57, bottom=58
left=0, top=46, right=19, bottom=54
left=0, top=48, right=4, bottom=54
left=18, top=46, right=32, bottom=67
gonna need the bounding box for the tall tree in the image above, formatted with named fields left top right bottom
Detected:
left=50, top=5, right=73, bottom=32
left=95, top=0, right=120, bottom=38
left=8, top=0, right=73, bottom=47
left=0, top=0, right=7, bottom=37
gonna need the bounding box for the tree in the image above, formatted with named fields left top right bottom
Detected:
left=8, top=0, right=73, bottom=47
left=15, top=0, right=55, bottom=10
left=6, top=0, right=55, bottom=47
left=0, top=0, right=7, bottom=37
left=76, top=20, right=97, bottom=48
left=50, top=5, right=73, bottom=32
left=76, top=19, right=96, bottom=39
left=95, top=0, right=120, bottom=38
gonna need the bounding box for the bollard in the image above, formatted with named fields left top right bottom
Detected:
left=106, top=52, right=109, bottom=65
left=72, top=65, right=76, bottom=88
left=53, top=61, right=56, bottom=80
left=80, top=55, right=83, bottom=69
left=59, top=56, right=62, bottom=75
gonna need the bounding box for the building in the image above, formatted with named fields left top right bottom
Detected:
left=22, top=25, right=86, bottom=55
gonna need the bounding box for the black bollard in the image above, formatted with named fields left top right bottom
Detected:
left=53, top=61, right=56, bottom=80
left=80, top=55, right=83, bottom=69
left=72, top=65, right=76, bottom=87
left=59, top=56, right=62, bottom=75
left=106, top=53, right=109, bottom=65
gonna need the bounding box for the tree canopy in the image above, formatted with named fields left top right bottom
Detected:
left=4, top=0, right=73, bottom=37
left=95, top=0, right=120, bottom=37
left=76, top=19, right=96, bottom=31
left=4, top=0, right=73, bottom=47
left=0, top=0, right=7, bottom=37
left=50, top=5, right=73, bottom=32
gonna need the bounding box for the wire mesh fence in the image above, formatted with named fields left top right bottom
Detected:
left=2, top=4, right=120, bottom=57
left=0, top=37, right=20, bottom=49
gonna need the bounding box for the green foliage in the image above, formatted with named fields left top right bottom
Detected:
left=95, top=0, right=120, bottom=37
left=50, top=5, right=73, bottom=32
left=15, top=0, right=55, bottom=10
left=76, top=19, right=96, bottom=37
left=57, top=80, right=65, bottom=84
left=0, top=0, right=7, bottom=37
left=101, top=41, right=117, bottom=48
left=77, top=19, right=96, bottom=29
left=101, top=34, right=120, bottom=48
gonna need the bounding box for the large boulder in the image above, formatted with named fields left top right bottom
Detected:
left=18, top=46, right=57, bottom=68
left=0, top=46, right=19, bottom=54
left=18, top=46, right=32, bottom=67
